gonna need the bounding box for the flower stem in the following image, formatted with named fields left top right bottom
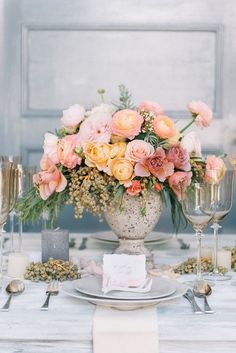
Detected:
left=180, top=117, right=195, bottom=134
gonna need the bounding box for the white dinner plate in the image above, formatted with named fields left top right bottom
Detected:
left=91, top=231, right=173, bottom=245
left=62, top=280, right=187, bottom=310
left=74, top=276, right=177, bottom=300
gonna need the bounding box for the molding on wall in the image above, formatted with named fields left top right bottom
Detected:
left=21, top=23, right=224, bottom=119
left=22, top=146, right=42, bottom=165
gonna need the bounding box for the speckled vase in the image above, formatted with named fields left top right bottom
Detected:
left=104, top=191, right=163, bottom=260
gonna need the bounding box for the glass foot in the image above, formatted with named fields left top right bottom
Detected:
left=203, top=272, right=232, bottom=281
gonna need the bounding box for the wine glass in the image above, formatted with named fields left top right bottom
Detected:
left=204, top=170, right=234, bottom=281
left=181, top=182, right=216, bottom=284
left=0, top=160, right=13, bottom=280
left=14, top=165, right=36, bottom=252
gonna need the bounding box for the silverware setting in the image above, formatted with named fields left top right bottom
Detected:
left=183, top=283, right=214, bottom=314
left=40, top=280, right=59, bottom=311
left=0, top=279, right=25, bottom=312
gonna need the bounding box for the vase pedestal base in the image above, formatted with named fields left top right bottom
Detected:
left=114, top=238, right=154, bottom=266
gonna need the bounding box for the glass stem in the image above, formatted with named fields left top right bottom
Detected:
left=196, top=230, right=203, bottom=281
left=9, top=211, right=15, bottom=252
left=211, top=222, right=222, bottom=274
left=18, top=218, right=23, bottom=253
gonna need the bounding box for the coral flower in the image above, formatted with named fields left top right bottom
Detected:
left=167, top=143, right=191, bottom=171
left=126, top=181, right=142, bottom=196
left=204, top=155, right=226, bottom=184
left=168, top=171, right=192, bottom=200
left=57, top=135, right=82, bottom=169
left=144, top=147, right=174, bottom=182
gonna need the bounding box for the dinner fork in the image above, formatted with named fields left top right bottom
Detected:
left=40, top=280, right=59, bottom=311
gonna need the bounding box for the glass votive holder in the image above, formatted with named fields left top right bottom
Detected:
left=41, top=229, right=69, bottom=263
left=8, top=252, right=29, bottom=279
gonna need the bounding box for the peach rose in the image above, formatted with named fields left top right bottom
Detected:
left=43, top=132, right=59, bottom=164
left=111, top=109, right=144, bottom=140
left=33, top=155, right=67, bottom=200
left=126, top=181, right=141, bottom=196
left=144, top=147, right=174, bottom=182
left=57, top=135, right=82, bottom=169
left=77, top=112, right=112, bottom=147
left=110, top=142, right=127, bottom=158
left=110, top=158, right=134, bottom=185
left=84, top=142, right=111, bottom=172
left=153, top=115, right=178, bottom=139
left=138, top=101, right=163, bottom=116
left=204, top=155, right=226, bottom=184
left=168, top=171, right=192, bottom=200
left=188, top=101, right=213, bottom=128
left=125, top=140, right=154, bottom=163
left=61, top=104, right=85, bottom=132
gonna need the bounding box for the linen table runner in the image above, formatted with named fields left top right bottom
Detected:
left=93, top=306, right=159, bottom=353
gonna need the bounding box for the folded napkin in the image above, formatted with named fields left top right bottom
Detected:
left=93, top=306, right=159, bottom=353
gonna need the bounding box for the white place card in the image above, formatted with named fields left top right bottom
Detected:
left=102, top=254, right=146, bottom=293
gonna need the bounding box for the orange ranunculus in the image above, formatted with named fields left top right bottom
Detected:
left=152, top=115, right=178, bottom=140
left=111, top=109, right=143, bottom=140
left=126, top=181, right=141, bottom=196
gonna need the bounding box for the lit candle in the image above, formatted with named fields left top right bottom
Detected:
left=8, top=253, right=29, bottom=279
left=217, top=249, right=232, bottom=271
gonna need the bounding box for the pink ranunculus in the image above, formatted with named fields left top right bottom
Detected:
left=125, top=140, right=154, bottom=163
left=180, top=131, right=202, bottom=157
left=144, top=147, right=174, bottom=182
left=61, top=104, right=85, bottom=132
left=166, top=143, right=191, bottom=171
left=152, top=115, right=178, bottom=140
left=168, top=171, right=192, bottom=200
left=33, top=155, right=67, bottom=200
left=138, top=101, right=163, bottom=116
left=111, top=109, right=143, bottom=140
left=204, top=155, right=226, bottom=184
left=187, top=101, right=213, bottom=128
left=43, top=132, right=59, bottom=164
left=57, top=134, right=82, bottom=169
left=77, top=112, right=112, bottom=147
left=126, top=181, right=142, bottom=196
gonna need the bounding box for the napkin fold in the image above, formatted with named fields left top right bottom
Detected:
left=93, top=306, right=159, bottom=353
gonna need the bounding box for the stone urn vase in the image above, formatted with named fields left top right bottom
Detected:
left=104, top=191, right=163, bottom=260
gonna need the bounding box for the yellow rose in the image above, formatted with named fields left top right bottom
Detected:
left=110, top=142, right=127, bottom=158
left=85, top=143, right=111, bottom=170
left=110, top=134, right=127, bottom=143
left=110, top=158, right=134, bottom=184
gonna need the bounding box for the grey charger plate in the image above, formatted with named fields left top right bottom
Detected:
left=74, top=276, right=177, bottom=300
left=62, top=280, right=187, bottom=310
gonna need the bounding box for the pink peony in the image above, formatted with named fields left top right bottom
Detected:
left=111, top=109, right=143, bottom=140
left=43, top=132, right=59, bottom=164
left=57, top=134, right=82, bottom=169
left=125, top=140, right=154, bottom=163
left=168, top=171, right=192, bottom=200
left=153, top=115, right=178, bottom=139
left=204, top=155, right=226, bottom=184
left=126, top=181, right=141, bottom=196
left=77, top=112, right=112, bottom=147
left=138, top=101, right=163, bottom=116
left=167, top=143, right=191, bottom=171
left=33, top=155, right=67, bottom=200
left=188, top=101, right=213, bottom=128
left=61, top=104, right=85, bottom=132
left=141, top=147, right=174, bottom=182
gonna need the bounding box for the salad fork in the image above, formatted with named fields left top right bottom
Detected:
left=40, top=280, right=59, bottom=311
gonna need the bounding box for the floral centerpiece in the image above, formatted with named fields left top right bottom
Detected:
left=18, top=85, right=225, bottom=236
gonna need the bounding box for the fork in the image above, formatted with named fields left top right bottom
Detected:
left=40, top=280, right=59, bottom=311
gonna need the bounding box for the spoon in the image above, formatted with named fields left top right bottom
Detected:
left=0, top=280, right=25, bottom=312
left=193, top=279, right=214, bottom=314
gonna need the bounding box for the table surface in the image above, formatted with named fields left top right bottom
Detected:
left=0, top=232, right=236, bottom=353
